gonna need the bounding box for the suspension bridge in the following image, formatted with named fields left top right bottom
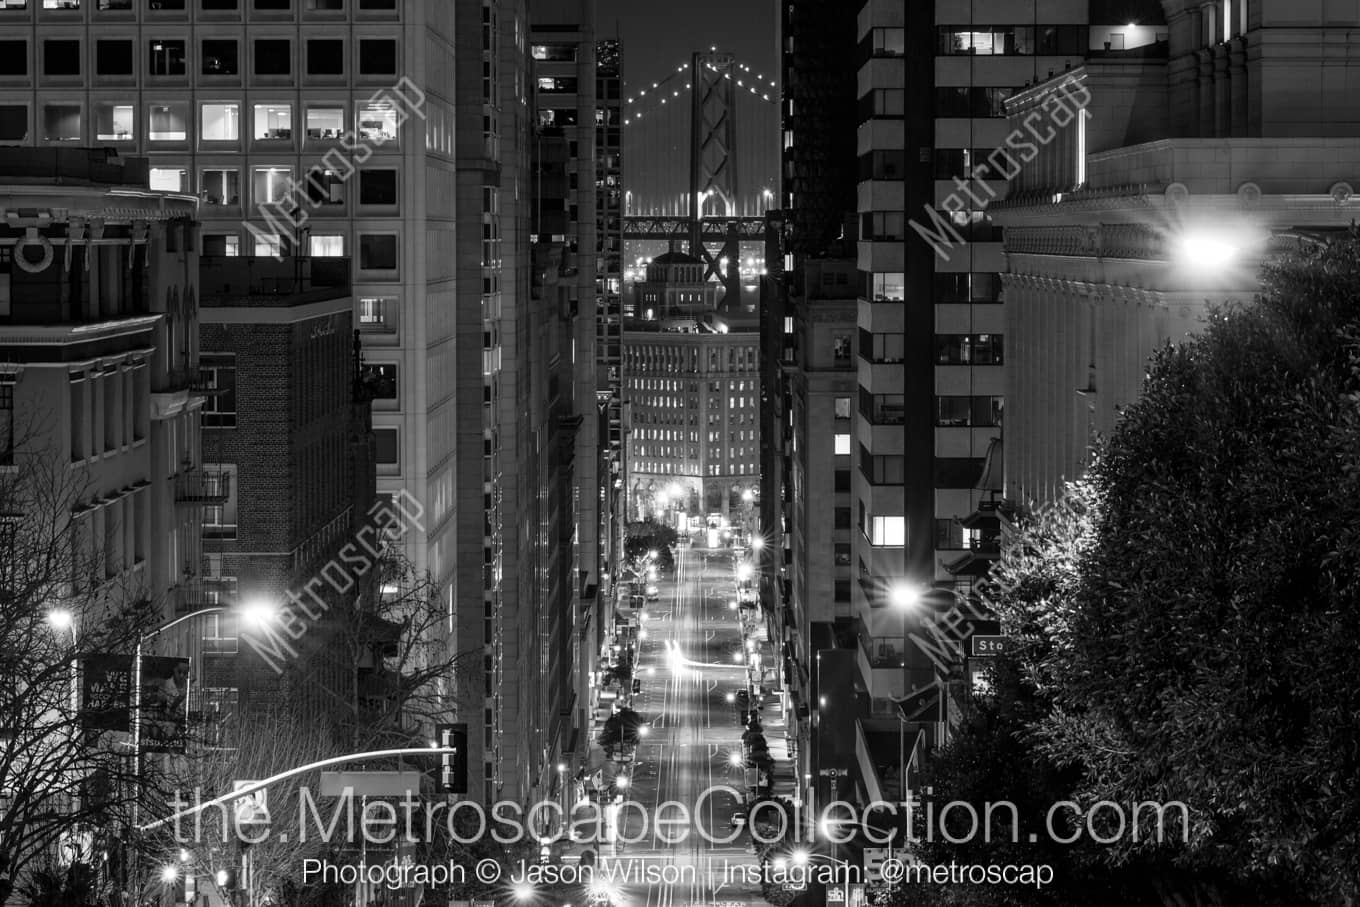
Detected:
left=621, top=48, right=782, bottom=302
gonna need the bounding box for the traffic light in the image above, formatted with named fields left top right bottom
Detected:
left=436, top=723, right=468, bottom=794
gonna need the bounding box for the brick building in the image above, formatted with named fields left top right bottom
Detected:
left=195, top=253, right=374, bottom=737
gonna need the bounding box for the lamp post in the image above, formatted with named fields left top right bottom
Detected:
left=890, top=583, right=921, bottom=803
left=130, top=602, right=277, bottom=907
left=789, top=849, right=852, bottom=905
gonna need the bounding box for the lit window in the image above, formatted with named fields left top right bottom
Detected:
left=201, top=103, right=240, bottom=141
left=148, top=168, right=187, bottom=193
left=253, top=233, right=282, bottom=257
left=870, top=516, right=906, bottom=547
left=200, top=169, right=240, bottom=206
left=94, top=103, right=134, bottom=141
left=834, top=433, right=850, bottom=456
left=252, top=103, right=293, bottom=140
left=356, top=102, right=397, bottom=143
left=305, top=105, right=344, bottom=139
left=251, top=167, right=294, bottom=205
left=148, top=104, right=188, bottom=141
left=308, top=234, right=343, bottom=257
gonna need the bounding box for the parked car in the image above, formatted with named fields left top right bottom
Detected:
left=645, top=585, right=659, bottom=600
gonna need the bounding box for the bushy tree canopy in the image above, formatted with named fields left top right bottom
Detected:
left=908, top=234, right=1360, bottom=905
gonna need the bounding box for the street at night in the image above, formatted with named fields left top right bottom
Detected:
left=4, top=0, right=1360, bottom=905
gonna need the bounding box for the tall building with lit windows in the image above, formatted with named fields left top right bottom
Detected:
left=776, top=0, right=1171, bottom=811
left=623, top=253, right=761, bottom=529
left=0, top=0, right=581, bottom=804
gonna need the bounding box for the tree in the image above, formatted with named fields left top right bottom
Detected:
left=623, top=521, right=677, bottom=573
left=147, top=709, right=339, bottom=907
left=0, top=436, right=164, bottom=907
left=1033, top=235, right=1360, bottom=902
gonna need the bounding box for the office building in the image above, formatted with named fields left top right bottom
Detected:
left=994, top=0, right=1360, bottom=507
left=0, top=0, right=586, bottom=805
left=518, top=0, right=601, bottom=803
left=623, top=252, right=761, bottom=529
left=594, top=37, right=624, bottom=585
left=765, top=0, right=862, bottom=803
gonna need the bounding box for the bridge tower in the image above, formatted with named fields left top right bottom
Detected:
left=688, top=51, right=743, bottom=304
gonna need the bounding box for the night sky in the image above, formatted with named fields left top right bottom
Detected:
left=596, top=0, right=779, bottom=96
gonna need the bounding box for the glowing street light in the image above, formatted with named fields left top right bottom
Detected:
left=159, top=866, right=179, bottom=884
left=1178, top=233, right=1237, bottom=269
left=890, top=583, right=921, bottom=611
left=728, top=752, right=743, bottom=767
left=46, top=609, right=75, bottom=633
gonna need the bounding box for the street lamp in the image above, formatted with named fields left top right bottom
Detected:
left=789, top=849, right=852, bottom=903
left=131, top=602, right=279, bottom=904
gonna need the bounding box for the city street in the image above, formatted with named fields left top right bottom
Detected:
left=610, top=546, right=768, bottom=907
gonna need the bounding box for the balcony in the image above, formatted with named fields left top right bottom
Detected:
left=176, top=468, right=231, bottom=503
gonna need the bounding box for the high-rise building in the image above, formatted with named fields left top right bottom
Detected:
left=0, top=0, right=583, bottom=804
left=0, top=145, right=202, bottom=652
left=520, top=0, right=601, bottom=803
left=594, top=36, right=624, bottom=585
left=765, top=0, right=862, bottom=806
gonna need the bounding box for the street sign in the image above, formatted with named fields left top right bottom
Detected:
left=826, top=885, right=845, bottom=902
left=319, top=770, right=421, bottom=798
left=970, top=635, right=1005, bottom=657
left=863, top=848, right=888, bottom=882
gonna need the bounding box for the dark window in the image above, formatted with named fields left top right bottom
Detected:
left=934, top=458, right=987, bottom=488
left=96, top=40, right=134, bottom=75
left=358, top=39, right=396, bottom=74
left=934, top=272, right=1001, bottom=303
left=304, top=167, right=345, bottom=205
left=363, top=363, right=397, bottom=399
left=833, top=507, right=851, bottom=530
left=201, top=354, right=237, bottom=429
left=358, top=0, right=395, bottom=7
left=0, top=106, right=26, bottom=142
left=0, top=42, right=26, bottom=76
left=254, top=39, right=291, bottom=75
left=201, top=39, right=238, bottom=75
left=254, top=0, right=289, bottom=8
left=834, top=580, right=850, bottom=603
left=307, top=0, right=341, bottom=7
left=359, top=169, right=397, bottom=205
left=44, top=41, right=81, bottom=76
left=834, top=469, right=851, bottom=493
left=834, top=543, right=851, bottom=566
left=935, top=334, right=1004, bottom=365
left=149, top=0, right=186, bottom=9
left=359, top=234, right=397, bottom=270
left=201, top=0, right=238, bottom=8
left=306, top=39, right=343, bottom=74
left=148, top=40, right=186, bottom=76
left=374, top=428, right=398, bottom=464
